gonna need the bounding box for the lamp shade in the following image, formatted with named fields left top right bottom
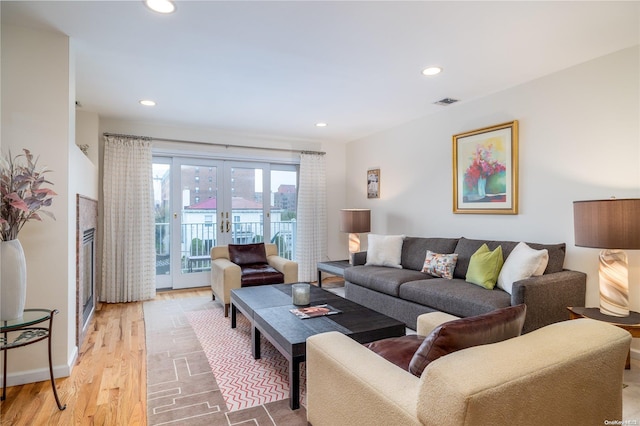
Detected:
left=340, top=209, right=371, bottom=234
left=573, top=198, right=640, bottom=249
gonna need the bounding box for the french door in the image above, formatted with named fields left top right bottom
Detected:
left=153, top=156, right=297, bottom=289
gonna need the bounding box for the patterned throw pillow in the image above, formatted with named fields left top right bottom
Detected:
left=422, top=250, right=458, bottom=279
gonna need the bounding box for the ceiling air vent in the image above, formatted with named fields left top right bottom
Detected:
left=434, top=98, right=459, bottom=106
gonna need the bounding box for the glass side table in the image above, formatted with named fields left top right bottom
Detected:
left=1, top=309, right=66, bottom=410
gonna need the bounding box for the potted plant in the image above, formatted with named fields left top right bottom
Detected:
left=0, top=149, right=56, bottom=320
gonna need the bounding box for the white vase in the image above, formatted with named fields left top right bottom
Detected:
left=1, top=239, right=27, bottom=321
left=477, top=176, right=487, bottom=198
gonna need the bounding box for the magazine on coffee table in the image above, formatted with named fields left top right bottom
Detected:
left=290, top=304, right=342, bottom=319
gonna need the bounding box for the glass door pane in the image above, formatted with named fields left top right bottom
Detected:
left=227, top=165, right=266, bottom=245
left=270, top=168, right=297, bottom=260
left=179, top=163, right=219, bottom=284
left=153, top=160, right=171, bottom=289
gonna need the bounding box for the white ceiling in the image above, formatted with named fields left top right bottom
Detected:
left=3, top=1, right=639, bottom=144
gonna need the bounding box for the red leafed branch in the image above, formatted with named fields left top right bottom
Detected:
left=0, top=149, right=57, bottom=241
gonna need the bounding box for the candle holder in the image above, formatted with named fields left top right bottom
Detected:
left=292, top=283, right=311, bottom=306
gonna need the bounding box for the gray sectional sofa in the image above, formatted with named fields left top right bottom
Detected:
left=344, top=237, right=586, bottom=333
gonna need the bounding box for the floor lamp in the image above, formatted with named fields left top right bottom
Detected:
left=574, top=198, right=640, bottom=317
left=340, top=209, right=371, bottom=265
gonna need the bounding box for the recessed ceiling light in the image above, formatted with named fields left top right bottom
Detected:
left=139, top=100, right=156, bottom=106
left=434, top=97, right=459, bottom=106
left=422, top=66, right=443, bottom=76
left=145, top=0, right=176, bottom=14
left=315, top=122, right=328, bottom=127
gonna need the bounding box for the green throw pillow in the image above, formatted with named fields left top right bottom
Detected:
left=466, top=244, right=504, bottom=289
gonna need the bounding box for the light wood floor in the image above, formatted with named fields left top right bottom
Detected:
left=0, top=287, right=211, bottom=426
left=2, top=285, right=640, bottom=424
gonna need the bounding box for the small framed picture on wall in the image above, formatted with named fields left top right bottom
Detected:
left=367, top=168, right=380, bottom=199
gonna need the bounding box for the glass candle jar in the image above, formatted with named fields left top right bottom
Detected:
left=292, top=283, right=311, bottom=306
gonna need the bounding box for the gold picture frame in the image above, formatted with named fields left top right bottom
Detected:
left=453, top=120, right=518, bottom=214
left=367, top=168, right=380, bottom=199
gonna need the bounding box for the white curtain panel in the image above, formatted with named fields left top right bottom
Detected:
left=296, top=153, right=328, bottom=282
left=101, top=135, right=156, bottom=302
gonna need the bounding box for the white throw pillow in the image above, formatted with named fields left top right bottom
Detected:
left=497, top=242, right=549, bottom=294
left=365, top=234, right=405, bottom=269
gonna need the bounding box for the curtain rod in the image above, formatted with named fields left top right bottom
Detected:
left=103, top=132, right=326, bottom=155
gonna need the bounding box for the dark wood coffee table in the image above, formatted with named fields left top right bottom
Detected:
left=230, top=284, right=405, bottom=410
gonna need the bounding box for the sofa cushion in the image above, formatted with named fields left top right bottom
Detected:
left=366, top=234, right=405, bottom=269
left=345, top=265, right=429, bottom=297
left=422, top=251, right=458, bottom=279
left=401, top=237, right=459, bottom=271
left=364, top=335, right=424, bottom=371
left=408, top=304, right=527, bottom=377
left=453, top=237, right=566, bottom=279
left=228, top=242, right=268, bottom=266
left=497, top=242, right=549, bottom=294
left=465, top=244, right=504, bottom=289
left=239, top=264, right=284, bottom=287
left=398, top=279, right=511, bottom=318
left=524, top=242, right=565, bottom=274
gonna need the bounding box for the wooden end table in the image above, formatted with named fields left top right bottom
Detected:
left=316, top=260, right=351, bottom=287
left=567, top=306, right=640, bottom=369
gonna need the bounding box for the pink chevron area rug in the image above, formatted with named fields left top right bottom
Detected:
left=185, top=303, right=307, bottom=412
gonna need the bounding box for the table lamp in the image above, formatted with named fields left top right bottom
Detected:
left=573, top=198, right=640, bottom=317
left=340, top=209, right=371, bottom=264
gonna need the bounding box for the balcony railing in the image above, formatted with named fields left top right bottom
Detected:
left=155, top=220, right=297, bottom=274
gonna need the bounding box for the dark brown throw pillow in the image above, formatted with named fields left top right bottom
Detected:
left=365, top=335, right=425, bottom=371
left=228, top=242, right=268, bottom=266
left=408, top=304, right=527, bottom=377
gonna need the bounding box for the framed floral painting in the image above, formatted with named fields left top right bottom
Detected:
left=453, top=121, right=518, bottom=214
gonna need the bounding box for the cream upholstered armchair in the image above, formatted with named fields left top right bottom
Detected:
left=210, top=242, right=298, bottom=316
left=306, top=313, right=631, bottom=426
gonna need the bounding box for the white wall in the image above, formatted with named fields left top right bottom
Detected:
left=1, top=25, right=78, bottom=383
left=73, top=112, right=99, bottom=198
left=345, top=46, right=640, bottom=353
left=76, top=110, right=99, bottom=166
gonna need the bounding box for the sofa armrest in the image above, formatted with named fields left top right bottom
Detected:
left=352, top=251, right=367, bottom=266
left=511, top=270, right=586, bottom=333
left=267, top=256, right=298, bottom=283
left=307, top=331, right=421, bottom=426
left=417, top=319, right=629, bottom=425
left=416, top=311, right=460, bottom=336
left=210, top=258, right=241, bottom=303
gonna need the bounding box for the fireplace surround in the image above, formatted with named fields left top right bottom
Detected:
left=76, top=195, right=98, bottom=347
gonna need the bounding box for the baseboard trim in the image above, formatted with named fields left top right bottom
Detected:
left=0, top=346, right=77, bottom=387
